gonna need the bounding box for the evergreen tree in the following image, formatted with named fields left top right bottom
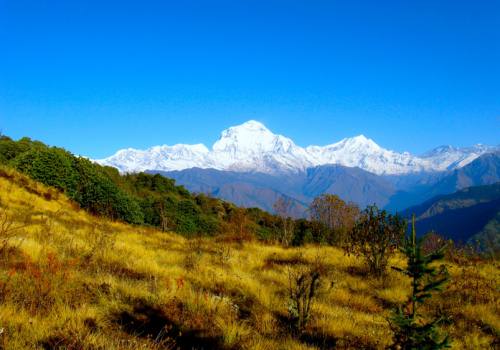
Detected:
left=390, top=216, right=451, bottom=349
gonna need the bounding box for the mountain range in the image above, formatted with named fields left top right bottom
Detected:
left=97, top=120, right=497, bottom=176
left=97, top=120, right=499, bottom=214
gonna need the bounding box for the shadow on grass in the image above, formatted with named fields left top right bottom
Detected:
left=301, top=331, right=381, bottom=350
left=40, top=334, right=85, bottom=350
left=113, top=300, right=224, bottom=350
left=299, top=332, right=338, bottom=349
left=274, top=312, right=378, bottom=350
left=262, top=253, right=310, bottom=270
left=344, top=264, right=370, bottom=278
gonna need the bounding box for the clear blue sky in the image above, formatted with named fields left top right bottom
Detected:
left=1, top=0, right=499, bottom=158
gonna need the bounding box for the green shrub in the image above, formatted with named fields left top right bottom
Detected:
left=390, top=217, right=451, bottom=349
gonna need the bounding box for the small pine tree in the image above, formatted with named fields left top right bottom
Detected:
left=390, top=216, right=451, bottom=350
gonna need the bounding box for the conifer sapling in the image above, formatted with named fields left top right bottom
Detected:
left=390, top=215, right=451, bottom=349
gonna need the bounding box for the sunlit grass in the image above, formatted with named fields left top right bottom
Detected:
left=0, top=166, right=498, bottom=349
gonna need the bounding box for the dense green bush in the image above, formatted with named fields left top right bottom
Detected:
left=14, top=148, right=78, bottom=195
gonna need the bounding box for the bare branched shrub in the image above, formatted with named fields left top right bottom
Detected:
left=223, top=207, right=254, bottom=244
left=286, top=264, right=322, bottom=334
left=420, top=232, right=450, bottom=256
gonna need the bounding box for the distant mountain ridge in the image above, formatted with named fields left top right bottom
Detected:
left=157, top=153, right=500, bottom=215
left=401, top=182, right=500, bottom=250
left=154, top=164, right=398, bottom=217
left=385, top=152, right=500, bottom=210
left=97, top=120, right=497, bottom=176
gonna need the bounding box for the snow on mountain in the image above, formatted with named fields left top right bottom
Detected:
left=306, top=135, right=427, bottom=175
left=98, top=144, right=212, bottom=173
left=211, top=120, right=313, bottom=173
left=420, top=144, right=497, bottom=171
left=96, top=120, right=497, bottom=175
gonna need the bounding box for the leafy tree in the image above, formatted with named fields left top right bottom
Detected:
left=72, top=157, right=144, bottom=224
left=0, top=135, right=32, bottom=163
left=173, top=200, right=201, bottom=235
left=309, top=194, right=360, bottom=245
left=196, top=214, right=219, bottom=236
left=390, top=216, right=451, bottom=349
left=344, top=205, right=405, bottom=276
left=13, top=148, right=78, bottom=196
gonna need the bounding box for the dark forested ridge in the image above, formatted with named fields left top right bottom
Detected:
left=402, top=182, right=500, bottom=250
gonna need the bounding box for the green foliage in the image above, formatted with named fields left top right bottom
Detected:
left=246, top=207, right=281, bottom=241
left=0, top=135, right=34, bottom=163
left=345, top=205, right=406, bottom=276
left=13, top=148, right=78, bottom=196
left=71, top=157, right=144, bottom=224
left=390, top=217, right=451, bottom=349
left=291, top=219, right=316, bottom=246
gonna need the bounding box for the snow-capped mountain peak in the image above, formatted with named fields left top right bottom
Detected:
left=420, top=144, right=497, bottom=171
left=213, top=120, right=282, bottom=153
left=96, top=120, right=497, bottom=175
left=211, top=120, right=310, bottom=173
left=333, top=135, right=381, bottom=151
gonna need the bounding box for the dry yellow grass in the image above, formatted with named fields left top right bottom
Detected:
left=0, top=167, right=498, bottom=349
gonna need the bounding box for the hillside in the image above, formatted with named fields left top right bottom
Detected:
left=0, top=167, right=498, bottom=349
left=402, top=183, right=500, bottom=250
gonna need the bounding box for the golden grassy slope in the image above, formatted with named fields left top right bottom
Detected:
left=0, top=167, right=498, bottom=349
